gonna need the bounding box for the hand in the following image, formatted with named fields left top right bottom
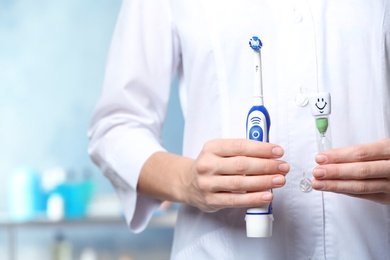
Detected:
left=312, top=138, right=390, bottom=204
left=183, top=139, right=290, bottom=212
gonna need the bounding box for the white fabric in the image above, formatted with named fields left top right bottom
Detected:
left=88, top=0, right=390, bottom=259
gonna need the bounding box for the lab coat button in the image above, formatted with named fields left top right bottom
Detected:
left=292, top=10, right=303, bottom=24
left=294, top=93, right=309, bottom=107
left=300, top=178, right=313, bottom=192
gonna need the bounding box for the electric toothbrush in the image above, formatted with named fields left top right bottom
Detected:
left=245, top=36, right=274, bottom=238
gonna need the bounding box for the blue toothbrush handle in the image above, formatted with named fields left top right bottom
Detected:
left=246, top=105, right=270, bottom=142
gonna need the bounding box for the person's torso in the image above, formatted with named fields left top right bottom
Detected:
left=169, top=0, right=390, bottom=259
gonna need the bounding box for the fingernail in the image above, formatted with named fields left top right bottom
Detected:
left=313, top=168, right=326, bottom=179
left=316, top=154, right=328, bottom=164
left=272, top=147, right=284, bottom=157
left=262, top=193, right=273, bottom=201
left=312, top=180, right=325, bottom=190
left=278, top=163, right=290, bottom=173
left=272, top=176, right=285, bottom=185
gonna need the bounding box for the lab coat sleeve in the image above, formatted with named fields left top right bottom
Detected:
left=87, top=0, right=181, bottom=233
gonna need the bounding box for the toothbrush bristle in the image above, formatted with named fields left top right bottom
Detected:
left=249, top=36, right=262, bottom=51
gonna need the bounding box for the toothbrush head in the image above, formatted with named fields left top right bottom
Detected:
left=249, top=36, right=262, bottom=51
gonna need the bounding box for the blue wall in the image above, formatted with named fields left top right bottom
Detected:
left=0, top=0, right=184, bottom=213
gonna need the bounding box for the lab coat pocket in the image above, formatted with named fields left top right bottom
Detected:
left=172, top=227, right=234, bottom=260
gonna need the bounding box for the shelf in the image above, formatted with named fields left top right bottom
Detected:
left=0, top=211, right=177, bottom=229
left=0, top=211, right=177, bottom=260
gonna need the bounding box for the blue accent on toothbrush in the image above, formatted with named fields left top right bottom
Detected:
left=246, top=105, right=270, bottom=142
left=246, top=203, right=272, bottom=215
left=249, top=36, right=262, bottom=51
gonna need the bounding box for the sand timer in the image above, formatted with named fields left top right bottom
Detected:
left=310, top=92, right=332, bottom=152
left=300, top=92, right=332, bottom=192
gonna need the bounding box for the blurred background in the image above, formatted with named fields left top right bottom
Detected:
left=0, top=0, right=184, bottom=259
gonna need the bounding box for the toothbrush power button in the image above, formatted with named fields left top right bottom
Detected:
left=250, top=126, right=263, bottom=141
left=294, top=92, right=309, bottom=107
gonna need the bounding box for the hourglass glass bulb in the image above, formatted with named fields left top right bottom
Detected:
left=319, top=134, right=332, bottom=152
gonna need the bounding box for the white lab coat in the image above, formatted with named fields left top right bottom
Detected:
left=88, top=0, right=390, bottom=259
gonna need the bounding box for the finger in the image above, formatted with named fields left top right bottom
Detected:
left=216, top=156, right=290, bottom=176
left=313, top=160, right=390, bottom=180
left=206, top=174, right=286, bottom=192
left=203, top=138, right=284, bottom=159
left=316, top=138, right=390, bottom=164
left=311, top=178, right=390, bottom=194
left=204, top=191, right=274, bottom=209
